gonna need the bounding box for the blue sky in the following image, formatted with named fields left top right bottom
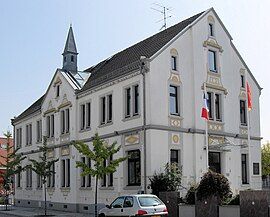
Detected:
left=1, top=0, right=269, bottom=143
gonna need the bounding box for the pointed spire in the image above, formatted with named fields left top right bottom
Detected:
left=63, top=26, right=78, bottom=54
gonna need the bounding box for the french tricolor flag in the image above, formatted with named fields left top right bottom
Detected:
left=201, top=93, right=209, bottom=120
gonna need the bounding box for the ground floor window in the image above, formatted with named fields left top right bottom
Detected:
left=26, top=167, right=32, bottom=188
left=253, top=163, right=260, bottom=175
left=81, top=157, right=91, bottom=188
left=47, top=162, right=55, bottom=188
left=170, top=149, right=180, bottom=165
left=128, top=150, right=141, bottom=186
left=61, top=159, right=70, bottom=187
left=101, top=155, right=113, bottom=187
left=242, top=154, right=248, bottom=184
left=17, top=171, right=21, bottom=188
left=37, top=174, right=42, bottom=189
left=209, top=152, right=221, bottom=173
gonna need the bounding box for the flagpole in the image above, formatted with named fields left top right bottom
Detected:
left=204, top=82, right=209, bottom=170
left=245, top=80, right=252, bottom=186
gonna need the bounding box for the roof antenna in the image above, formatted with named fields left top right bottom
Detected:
left=151, top=2, right=173, bottom=31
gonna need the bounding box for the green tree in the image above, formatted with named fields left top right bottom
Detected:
left=73, top=133, right=127, bottom=217
left=149, top=163, right=182, bottom=196
left=29, top=136, right=58, bottom=216
left=0, top=131, right=26, bottom=211
left=262, top=142, right=270, bottom=177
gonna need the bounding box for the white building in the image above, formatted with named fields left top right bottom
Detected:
left=12, top=8, right=262, bottom=213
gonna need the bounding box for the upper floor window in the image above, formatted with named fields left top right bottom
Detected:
left=100, top=94, right=113, bottom=125
left=36, top=120, right=42, bottom=143
left=240, top=100, right=247, bottom=125
left=253, top=163, right=260, bottom=175
left=56, top=85, right=60, bottom=98
left=61, top=108, right=70, bottom=134
left=241, top=75, right=245, bottom=88
left=209, top=23, right=214, bottom=37
left=170, top=149, right=180, bottom=166
left=207, top=92, right=222, bottom=122
left=25, top=124, right=32, bottom=146
left=80, top=102, right=91, bottom=130
left=241, top=154, right=248, bottom=184
left=169, top=85, right=180, bottom=116
left=171, top=56, right=177, bottom=71
left=61, top=158, right=70, bottom=188
left=208, top=50, right=217, bottom=72
left=71, top=55, right=74, bottom=62
left=124, top=84, right=140, bottom=118
left=16, top=128, right=22, bottom=148
left=46, top=114, right=54, bottom=138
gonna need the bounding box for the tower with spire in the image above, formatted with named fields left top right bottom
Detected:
left=62, top=25, right=78, bottom=73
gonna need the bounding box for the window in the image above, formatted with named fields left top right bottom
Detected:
left=80, top=102, right=91, bottom=130
left=25, top=124, right=32, bottom=145
left=100, top=94, right=113, bottom=125
left=241, top=154, right=248, bottom=184
left=26, top=167, right=32, bottom=188
left=46, top=115, right=54, bottom=138
left=61, top=159, right=70, bottom=187
left=240, top=100, right=247, bottom=125
left=56, top=85, right=60, bottom=97
left=71, top=55, right=74, bottom=62
left=207, top=92, right=222, bottom=122
left=47, top=162, right=55, bottom=188
left=61, top=109, right=70, bottom=134
left=241, top=75, right=245, bottom=88
left=81, top=157, right=91, bottom=188
left=209, top=23, right=214, bottom=36
left=171, top=56, right=177, bottom=71
left=209, top=152, right=221, bottom=173
left=37, top=174, right=42, bottom=189
left=16, top=128, right=22, bottom=148
left=111, top=196, right=125, bottom=208
left=170, top=150, right=180, bottom=165
left=124, top=196, right=134, bottom=208
left=169, top=85, right=179, bottom=115
left=208, top=50, right=217, bottom=72
left=17, top=169, right=21, bottom=188
left=128, top=150, right=141, bottom=186
left=253, top=163, right=260, bottom=175
left=64, top=56, right=67, bottom=62
left=36, top=120, right=42, bottom=143
left=124, top=84, right=140, bottom=118
left=101, top=155, right=113, bottom=187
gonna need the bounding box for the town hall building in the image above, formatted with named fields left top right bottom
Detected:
left=12, top=8, right=262, bottom=213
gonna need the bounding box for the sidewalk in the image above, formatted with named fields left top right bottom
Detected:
left=0, top=206, right=95, bottom=217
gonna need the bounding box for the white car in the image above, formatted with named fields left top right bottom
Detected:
left=98, top=194, right=168, bottom=217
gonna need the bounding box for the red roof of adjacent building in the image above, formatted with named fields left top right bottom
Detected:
left=0, top=137, right=13, bottom=167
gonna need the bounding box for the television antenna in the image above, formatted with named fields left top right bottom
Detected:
left=151, top=2, right=173, bottom=30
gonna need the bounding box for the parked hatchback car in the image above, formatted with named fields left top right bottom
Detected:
left=99, top=194, right=168, bottom=216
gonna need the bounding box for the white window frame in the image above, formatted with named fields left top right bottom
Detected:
left=169, top=85, right=180, bottom=116
left=60, top=108, right=70, bottom=135
left=16, top=127, right=22, bottom=148
left=80, top=101, right=91, bottom=131
left=208, top=22, right=215, bottom=37
left=124, top=84, right=140, bottom=119
left=80, top=157, right=91, bottom=188
left=100, top=93, right=113, bottom=125
left=61, top=158, right=70, bottom=188
left=207, top=91, right=223, bottom=122
left=25, top=123, right=32, bottom=146
left=46, top=114, right=54, bottom=138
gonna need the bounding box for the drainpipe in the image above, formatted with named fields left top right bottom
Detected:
left=140, top=56, right=149, bottom=194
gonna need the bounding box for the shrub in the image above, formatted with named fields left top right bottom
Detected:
left=149, top=163, right=182, bottom=196
left=196, top=170, right=231, bottom=203
left=185, top=184, right=197, bottom=204
left=227, top=194, right=240, bottom=205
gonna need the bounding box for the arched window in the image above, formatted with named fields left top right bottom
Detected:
left=208, top=16, right=215, bottom=37
left=71, top=55, right=74, bottom=62
left=170, top=49, right=178, bottom=71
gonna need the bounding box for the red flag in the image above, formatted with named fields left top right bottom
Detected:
left=201, top=93, right=209, bottom=120
left=246, top=82, right=252, bottom=111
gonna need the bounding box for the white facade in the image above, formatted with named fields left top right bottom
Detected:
left=12, top=8, right=262, bottom=212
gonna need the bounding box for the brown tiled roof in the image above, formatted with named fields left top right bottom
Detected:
left=81, top=11, right=204, bottom=91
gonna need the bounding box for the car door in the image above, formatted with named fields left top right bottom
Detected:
left=122, top=196, right=135, bottom=216
left=106, top=196, right=125, bottom=216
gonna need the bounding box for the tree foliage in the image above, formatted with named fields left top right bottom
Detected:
left=0, top=131, right=26, bottom=210
left=262, top=142, right=270, bottom=177
left=149, top=163, right=182, bottom=196
left=29, top=136, right=58, bottom=216
left=185, top=183, right=197, bottom=205
left=196, top=170, right=231, bottom=203
left=73, top=133, right=127, bottom=217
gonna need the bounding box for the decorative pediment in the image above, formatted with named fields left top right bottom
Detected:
left=208, top=121, right=224, bottom=132
left=43, top=100, right=56, bottom=116
left=203, top=38, right=223, bottom=52
left=125, top=134, right=140, bottom=146
left=58, top=94, right=72, bottom=109
left=53, top=76, right=62, bottom=87
left=203, top=73, right=228, bottom=95
left=61, top=146, right=70, bottom=156
left=209, top=136, right=225, bottom=146
left=169, top=73, right=181, bottom=84
left=239, top=90, right=246, bottom=99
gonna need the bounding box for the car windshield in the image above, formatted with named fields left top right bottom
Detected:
left=138, top=196, right=163, bottom=207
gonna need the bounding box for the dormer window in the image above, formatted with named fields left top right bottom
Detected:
left=56, top=85, right=60, bottom=97
left=209, top=23, right=214, bottom=37
left=71, top=55, right=74, bottom=62
left=171, top=56, right=177, bottom=71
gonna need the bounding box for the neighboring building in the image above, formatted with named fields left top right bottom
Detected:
left=12, top=8, right=262, bottom=213
left=0, top=137, right=14, bottom=193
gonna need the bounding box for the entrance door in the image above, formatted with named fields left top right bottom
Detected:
left=209, top=152, right=221, bottom=173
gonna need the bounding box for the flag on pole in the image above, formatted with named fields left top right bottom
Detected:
left=201, top=93, right=209, bottom=120
left=246, top=82, right=252, bottom=111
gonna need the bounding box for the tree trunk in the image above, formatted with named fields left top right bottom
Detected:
left=95, top=176, right=98, bottom=217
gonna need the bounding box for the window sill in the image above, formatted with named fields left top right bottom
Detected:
left=240, top=124, right=248, bottom=128
left=79, top=127, right=91, bottom=133
left=123, top=114, right=141, bottom=122
left=208, top=70, right=220, bottom=76
left=170, top=69, right=179, bottom=74
left=36, top=141, right=42, bottom=144
left=25, top=187, right=33, bottom=190
left=60, top=132, right=70, bottom=136
left=60, top=187, right=71, bottom=192
left=169, top=114, right=183, bottom=120
left=36, top=187, right=43, bottom=190
left=99, top=122, right=113, bottom=128
left=208, top=120, right=224, bottom=125
left=79, top=187, right=92, bottom=191
left=47, top=187, right=55, bottom=191
left=99, top=186, right=114, bottom=190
